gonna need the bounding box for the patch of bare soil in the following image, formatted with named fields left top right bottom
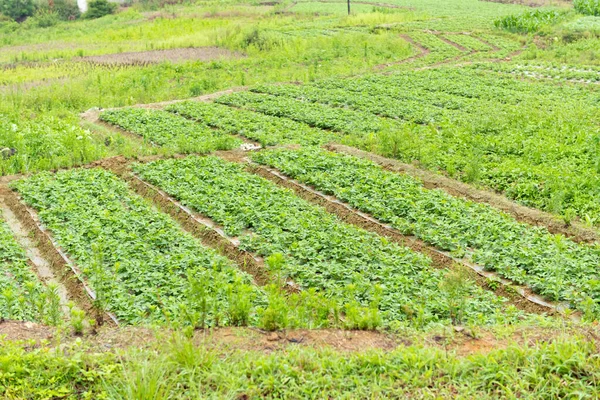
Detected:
left=75, top=47, right=243, bottom=66
left=0, top=320, right=54, bottom=342
left=328, top=144, right=600, bottom=245
left=480, top=0, right=571, bottom=6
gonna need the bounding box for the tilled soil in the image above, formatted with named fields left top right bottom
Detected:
left=75, top=47, right=243, bottom=66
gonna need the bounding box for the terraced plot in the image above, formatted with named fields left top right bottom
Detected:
left=0, top=217, right=61, bottom=324
left=134, top=156, right=514, bottom=328
left=166, top=101, right=339, bottom=146
left=253, top=148, right=600, bottom=318
left=12, top=168, right=260, bottom=326
left=99, top=108, right=241, bottom=153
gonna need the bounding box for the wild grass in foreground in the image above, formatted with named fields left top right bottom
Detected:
left=2, top=328, right=599, bottom=399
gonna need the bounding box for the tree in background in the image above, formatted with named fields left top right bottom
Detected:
left=83, top=0, right=117, bottom=19
left=0, top=0, right=36, bottom=21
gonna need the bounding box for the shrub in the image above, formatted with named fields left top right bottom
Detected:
left=54, top=0, right=81, bottom=20
left=494, top=9, right=566, bottom=34
left=0, top=0, right=35, bottom=21
left=83, top=0, right=117, bottom=19
left=574, top=0, right=600, bottom=16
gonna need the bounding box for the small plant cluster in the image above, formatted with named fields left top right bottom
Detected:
left=494, top=10, right=567, bottom=34
left=166, top=101, right=339, bottom=147
left=100, top=108, right=240, bottom=154
left=134, top=156, right=512, bottom=327
left=0, top=218, right=62, bottom=324
left=574, top=0, right=600, bottom=16
left=253, top=148, right=600, bottom=318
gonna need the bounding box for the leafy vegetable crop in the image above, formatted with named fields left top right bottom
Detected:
left=253, top=148, right=600, bottom=317
left=134, top=156, right=513, bottom=327
left=166, top=101, right=339, bottom=146
left=100, top=108, right=240, bottom=153
left=12, top=168, right=260, bottom=325
left=0, top=217, right=61, bottom=324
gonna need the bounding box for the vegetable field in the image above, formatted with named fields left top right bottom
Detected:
left=4, top=0, right=600, bottom=396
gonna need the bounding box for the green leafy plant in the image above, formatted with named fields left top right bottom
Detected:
left=574, top=0, right=600, bottom=16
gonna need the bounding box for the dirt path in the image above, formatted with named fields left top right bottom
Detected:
left=75, top=47, right=243, bottom=67
left=328, top=144, right=599, bottom=244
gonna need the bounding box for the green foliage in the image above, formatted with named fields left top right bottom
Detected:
left=0, top=217, right=62, bottom=324
left=100, top=108, right=241, bottom=153
left=253, top=148, right=600, bottom=317
left=83, top=0, right=117, bottom=19
left=494, top=10, right=566, bottom=34
left=0, top=113, right=109, bottom=176
left=134, top=156, right=512, bottom=327
left=12, top=168, right=261, bottom=325
left=575, top=0, right=600, bottom=16
left=0, top=0, right=35, bottom=21
left=166, top=101, right=339, bottom=147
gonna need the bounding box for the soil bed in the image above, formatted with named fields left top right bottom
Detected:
left=75, top=47, right=243, bottom=66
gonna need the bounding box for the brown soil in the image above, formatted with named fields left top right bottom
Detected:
left=328, top=144, right=600, bottom=244
left=0, top=186, right=116, bottom=327
left=0, top=320, right=54, bottom=342
left=245, top=162, right=560, bottom=317
left=75, top=47, right=243, bottom=66
left=480, top=0, right=571, bottom=7
left=5, top=320, right=596, bottom=359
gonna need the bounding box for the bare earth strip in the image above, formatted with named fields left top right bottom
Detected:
left=75, top=47, right=243, bottom=66
left=327, top=144, right=600, bottom=244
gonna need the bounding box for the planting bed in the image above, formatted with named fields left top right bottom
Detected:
left=253, top=148, right=600, bottom=317
left=11, top=168, right=261, bottom=326
left=133, top=155, right=516, bottom=328
left=99, top=107, right=241, bottom=153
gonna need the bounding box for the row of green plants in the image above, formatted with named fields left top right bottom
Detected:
left=253, top=148, right=600, bottom=318
left=166, top=101, right=340, bottom=146
left=99, top=107, right=240, bottom=154
left=134, top=156, right=516, bottom=328
left=0, top=217, right=61, bottom=324
left=575, top=0, right=600, bottom=16
left=494, top=10, right=569, bottom=34
left=216, top=67, right=600, bottom=227
left=11, top=168, right=262, bottom=326
left=215, top=91, right=398, bottom=135
left=249, top=82, right=467, bottom=124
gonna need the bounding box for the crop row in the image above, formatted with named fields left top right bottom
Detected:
left=133, top=156, right=513, bottom=327
left=99, top=108, right=240, bottom=153
left=165, top=101, right=339, bottom=146
left=249, top=83, right=457, bottom=124
left=224, top=67, right=600, bottom=227
left=253, top=148, right=600, bottom=317
left=0, top=217, right=61, bottom=324
left=443, top=34, right=493, bottom=52
left=11, top=168, right=261, bottom=326
left=215, top=91, right=400, bottom=135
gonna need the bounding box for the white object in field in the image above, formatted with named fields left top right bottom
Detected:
left=77, top=0, right=87, bottom=12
